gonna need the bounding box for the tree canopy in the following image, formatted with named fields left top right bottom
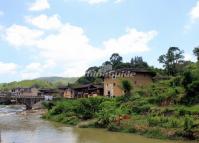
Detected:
left=158, top=47, right=184, bottom=76
left=193, top=46, right=199, bottom=61
left=110, top=53, right=123, bottom=68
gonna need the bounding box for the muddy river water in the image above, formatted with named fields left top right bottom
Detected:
left=0, top=105, right=197, bottom=143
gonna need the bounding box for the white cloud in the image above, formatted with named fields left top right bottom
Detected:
left=4, top=24, right=44, bottom=47
left=0, top=62, right=17, bottom=75
left=20, top=63, right=42, bottom=79
left=184, top=53, right=196, bottom=61
left=114, top=0, right=123, bottom=4
left=0, top=25, right=3, bottom=32
left=184, top=1, right=199, bottom=32
left=81, top=0, right=108, bottom=5
left=20, top=62, right=56, bottom=79
left=103, top=28, right=157, bottom=55
left=26, top=14, right=62, bottom=30
left=81, top=0, right=123, bottom=5
left=4, top=14, right=157, bottom=78
left=29, top=0, right=50, bottom=11
left=190, top=1, right=199, bottom=22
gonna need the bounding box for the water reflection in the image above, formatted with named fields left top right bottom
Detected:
left=0, top=106, right=197, bottom=143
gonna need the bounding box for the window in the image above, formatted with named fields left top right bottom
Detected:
left=112, top=75, right=116, bottom=79
left=134, top=81, right=137, bottom=85
left=113, top=83, right=116, bottom=86
left=108, top=91, right=111, bottom=96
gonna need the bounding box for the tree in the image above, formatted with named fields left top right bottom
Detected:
left=110, top=53, right=123, bottom=68
left=86, top=66, right=99, bottom=74
left=158, top=47, right=184, bottom=76
left=130, top=56, right=148, bottom=68
left=181, top=63, right=199, bottom=104
left=76, top=76, right=95, bottom=84
left=121, top=80, right=132, bottom=96
left=113, top=62, right=131, bottom=69
left=193, top=47, right=199, bottom=61
left=102, top=61, right=112, bottom=66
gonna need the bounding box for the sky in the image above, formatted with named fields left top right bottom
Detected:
left=0, top=0, right=199, bottom=83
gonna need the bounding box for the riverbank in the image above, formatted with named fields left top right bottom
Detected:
left=18, top=108, right=47, bottom=116
left=16, top=101, right=47, bottom=116
left=42, top=95, right=199, bottom=141
left=2, top=106, right=191, bottom=143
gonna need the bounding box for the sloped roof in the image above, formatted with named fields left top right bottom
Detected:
left=104, top=68, right=156, bottom=77
left=74, top=83, right=103, bottom=89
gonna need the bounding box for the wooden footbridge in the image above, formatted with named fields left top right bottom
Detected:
left=0, top=95, right=45, bottom=110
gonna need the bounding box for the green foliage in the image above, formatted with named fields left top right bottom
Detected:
left=107, top=123, right=122, bottom=132
left=147, top=115, right=183, bottom=128
left=130, top=56, right=149, bottom=68
left=193, top=47, right=199, bottom=61
left=110, top=53, right=123, bottom=68
left=158, top=47, right=184, bottom=76
left=42, top=101, right=55, bottom=110
left=145, top=128, right=166, bottom=139
left=62, top=116, right=80, bottom=125
left=37, top=77, right=78, bottom=85
left=75, top=76, right=103, bottom=85
left=0, top=80, right=55, bottom=91
left=43, top=97, right=110, bottom=126
left=181, top=63, right=199, bottom=104
left=184, top=116, right=194, bottom=131
left=42, top=59, right=199, bottom=141
left=95, top=100, right=117, bottom=128
left=121, top=80, right=132, bottom=96
left=186, top=81, right=199, bottom=103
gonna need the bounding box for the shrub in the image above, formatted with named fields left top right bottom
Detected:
left=95, top=100, right=117, bottom=128
left=121, top=80, right=133, bottom=97
left=147, top=116, right=161, bottom=127
left=132, top=104, right=151, bottom=114
left=184, top=116, right=194, bottom=131
left=75, top=97, right=108, bottom=120
left=147, top=116, right=170, bottom=127
left=178, top=107, right=190, bottom=116
left=42, top=101, right=55, bottom=110
left=62, top=116, right=80, bottom=125
left=75, top=99, right=94, bottom=120
left=145, top=128, right=166, bottom=139
left=169, top=118, right=182, bottom=128
left=185, top=81, right=199, bottom=104
left=108, top=123, right=122, bottom=132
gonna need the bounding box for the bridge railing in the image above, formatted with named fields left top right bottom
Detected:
left=0, top=95, right=45, bottom=99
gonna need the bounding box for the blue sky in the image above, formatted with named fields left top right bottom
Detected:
left=0, top=0, right=199, bottom=82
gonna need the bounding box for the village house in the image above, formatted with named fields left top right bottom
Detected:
left=39, top=88, right=58, bottom=96
left=59, top=84, right=104, bottom=99
left=73, top=84, right=104, bottom=98
left=10, top=87, right=39, bottom=96
left=58, top=86, right=75, bottom=98
left=103, top=68, right=155, bottom=97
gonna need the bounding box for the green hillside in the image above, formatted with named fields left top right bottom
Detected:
left=36, top=77, right=79, bottom=84
left=0, top=80, right=55, bottom=91
left=0, top=77, right=79, bottom=91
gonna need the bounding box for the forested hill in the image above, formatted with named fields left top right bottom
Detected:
left=0, top=77, right=79, bottom=91
left=36, top=77, right=78, bottom=84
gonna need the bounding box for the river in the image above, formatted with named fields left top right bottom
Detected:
left=0, top=105, right=197, bottom=143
